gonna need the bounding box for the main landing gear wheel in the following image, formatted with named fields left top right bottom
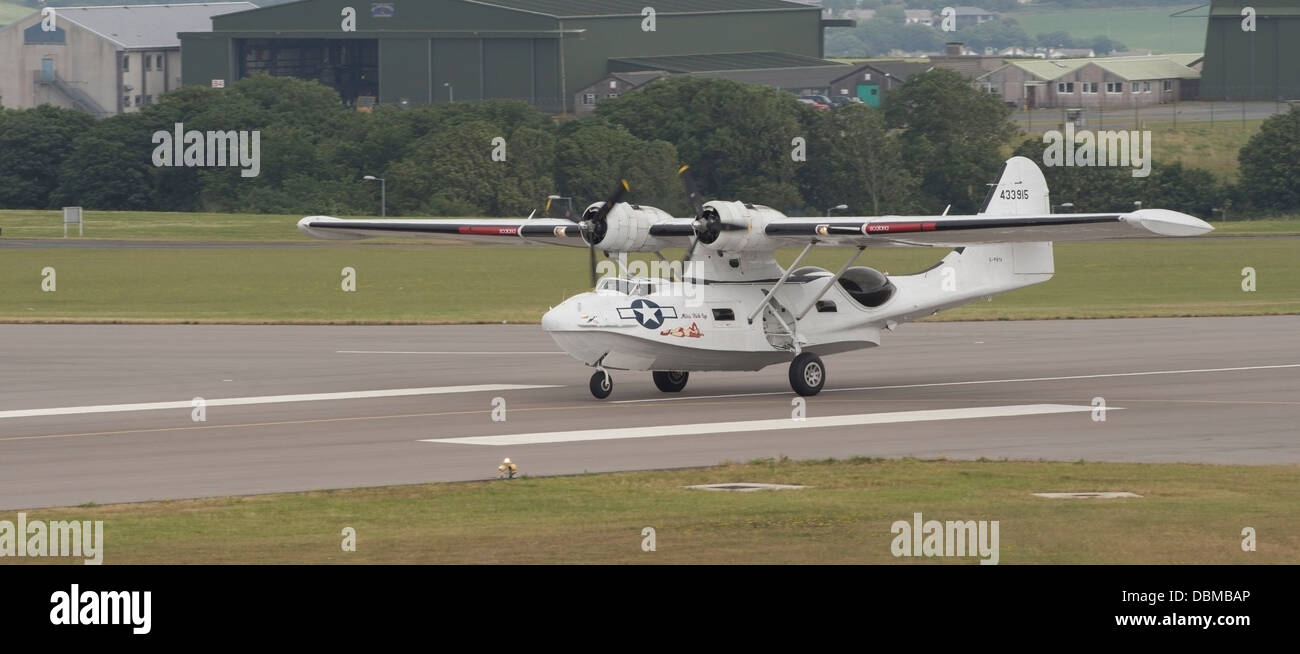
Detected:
left=789, top=352, right=825, bottom=397
left=589, top=371, right=613, bottom=399
left=652, top=371, right=689, bottom=393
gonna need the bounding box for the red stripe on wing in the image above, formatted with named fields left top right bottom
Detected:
left=862, top=222, right=937, bottom=234
left=458, top=226, right=520, bottom=236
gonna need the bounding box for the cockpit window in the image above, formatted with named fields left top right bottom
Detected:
left=596, top=278, right=655, bottom=296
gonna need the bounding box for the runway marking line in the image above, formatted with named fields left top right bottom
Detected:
left=337, top=350, right=566, bottom=355
left=0, top=384, right=557, bottom=420
left=421, top=403, right=1117, bottom=446
left=612, top=363, right=1300, bottom=404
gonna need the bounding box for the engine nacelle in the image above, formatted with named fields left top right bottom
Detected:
left=695, top=200, right=785, bottom=253
left=586, top=202, right=675, bottom=252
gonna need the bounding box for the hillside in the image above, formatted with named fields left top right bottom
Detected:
left=1012, top=5, right=1208, bottom=54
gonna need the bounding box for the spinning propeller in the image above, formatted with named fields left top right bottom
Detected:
left=570, top=179, right=630, bottom=286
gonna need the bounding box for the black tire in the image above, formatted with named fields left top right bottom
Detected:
left=789, top=352, right=825, bottom=397
left=652, top=370, right=689, bottom=393
left=589, top=371, right=612, bottom=399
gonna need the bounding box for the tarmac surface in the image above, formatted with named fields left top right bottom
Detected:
left=1, top=317, right=1297, bottom=509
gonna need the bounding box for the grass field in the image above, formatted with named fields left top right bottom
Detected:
left=1017, top=119, right=1263, bottom=182
left=1, top=237, right=1296, bottom=323
left=2, top=209, right=1297, bottom=240
left=0, top=0, right=30, bottom=27
left=4, top=458, right=1295, bottom=564
left=0, top=210, right=325, bottom=241
left=1011, top=5, right=1207, bottom=54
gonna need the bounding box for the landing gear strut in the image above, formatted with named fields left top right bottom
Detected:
left=589, top=370, right=613, bottom=399
left=652, top=371, right=689, bottom=393
left=789, top=352, right=825, bottom=397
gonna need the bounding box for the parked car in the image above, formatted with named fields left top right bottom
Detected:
left=797, top=95, right=831, bottom=110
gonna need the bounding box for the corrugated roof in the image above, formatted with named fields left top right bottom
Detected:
left=690, top=64, right=852, bottom=89
left=610, top=51, right=841, bottom=73
left=990, top=55, right=1201, bottom=81
left=1165, top=53, right=1205, bottom=67
left=1096, top=57, right=1201, bottom=80
left=609, top=70, right=672, bottom=86
left=467, top=0, right=807, bottom=18
left=55, top=3, right=256, bottom=49
left=997, top=58, right=1089, bottom=80
left=855, top=60, right=931, bottom=81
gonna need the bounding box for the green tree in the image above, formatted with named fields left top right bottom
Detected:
left=554, top=120, right=686, bottom=215
left=51, top=111, right=158, bottom=209
left=388, top=120, right=504, bottom=216
left=496, top=126, right=557, bottom=216
left=1010, top=137, right=1142, bottom=213
left=595, top=77, right=805, bottom=210
left=884, top=69, right=1018, bottom=213
left=1147, top=162, right=1222, bottom=219
left=1237, top=107, right=1300, bottom=213
left=0, top=106, right=94, bottom=208
left=804, top=104, right=920, bottom=216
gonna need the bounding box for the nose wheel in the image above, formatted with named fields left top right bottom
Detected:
left=789, top=352, right=825, bottom=397
left=589, top=370, right=613, bottom=399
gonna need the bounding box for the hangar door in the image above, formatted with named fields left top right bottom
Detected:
left=239, top=38, right=379, bottom=108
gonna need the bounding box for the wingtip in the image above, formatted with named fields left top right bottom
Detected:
left=1124, top=209, right=1214, bottom=237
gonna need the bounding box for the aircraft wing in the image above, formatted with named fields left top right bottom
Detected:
left=763, top=209, right=1214, bottom=247
left=297, top=216, right=590, bottom=246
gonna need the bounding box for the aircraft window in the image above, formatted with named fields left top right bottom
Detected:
left=712, top=308, right=735, bottom=320
left=597, top=278, right=632, bottom=294
left=815, top=300, right=837, bottom=313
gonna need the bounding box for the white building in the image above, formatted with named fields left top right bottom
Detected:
left=0, top=3, right=254, bottom=117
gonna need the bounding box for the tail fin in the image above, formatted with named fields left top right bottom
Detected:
left=978, top=156, right=1049, bottom=216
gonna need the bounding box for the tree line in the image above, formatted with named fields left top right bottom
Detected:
left=0, top=70, right=1294, bottom=219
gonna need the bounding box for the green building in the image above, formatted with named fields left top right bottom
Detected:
left=1199, top=0, right=1300, bottom=100
left=179, top=0, right=843, bottom=112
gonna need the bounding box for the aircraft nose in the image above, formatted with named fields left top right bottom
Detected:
left=541, top=305, right=566, bottom=332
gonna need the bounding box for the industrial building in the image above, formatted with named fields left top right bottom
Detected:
left=977, top=54, right=1202, bottom=109
left=0, top=3, right=254, bottom=117
left=179, top=0, right=849, bottom=113
left=1199, top=0, right=1300, bottom=100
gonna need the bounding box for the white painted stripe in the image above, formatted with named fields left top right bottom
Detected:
left=422, top=403, right=1110, bottom=446
left=0, top=384, right=557, bottom=420
left=337, top=350, right=565, bottom=355
left=612, top=363, right=1300, bottom=404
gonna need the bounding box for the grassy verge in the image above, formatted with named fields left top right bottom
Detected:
left=2, top=210, right=1299, bottom=241
left=0, top=210, right=333, bottom=242
left=0, top=0, right=29, bottom=27
left=1, top=239, right=1296, bottom=323
left=4, top=458, right=1294, bottom=564
left=1015, top=118, right=1264, bottom=182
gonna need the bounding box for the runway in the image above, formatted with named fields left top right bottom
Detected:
left=2, top=317, right=1298, bottom=509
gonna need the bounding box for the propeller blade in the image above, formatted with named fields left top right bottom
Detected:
left=678, top=165, right=704, bottom=263
left=593, top=179, right=630, bottom=224
left=678, top=164, right=704, bottom=218
left=581, top=179, right=629, bottom=287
